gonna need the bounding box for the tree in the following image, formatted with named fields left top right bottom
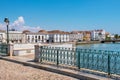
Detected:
left=114, top=34, right=119, bottom=39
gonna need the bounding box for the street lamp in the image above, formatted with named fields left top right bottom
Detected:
left=4, top=18, right=9, bottom=44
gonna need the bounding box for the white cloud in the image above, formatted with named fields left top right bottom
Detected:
left=0, top=16, right=42, bottom=32
left=12, top=16, right=25, bottom=27
left=10, top=16, right=41, bottom=32
left=14, top=25, right=41, bottom=32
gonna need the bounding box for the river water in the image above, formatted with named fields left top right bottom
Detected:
left=77, top=43, right=120, bottom=51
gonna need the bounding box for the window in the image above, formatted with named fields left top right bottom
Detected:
left=35, top=36, right=37, bottom=38
left=32, top=36, right=34, bottom=42
left=38, top=36, right=40, bottom=39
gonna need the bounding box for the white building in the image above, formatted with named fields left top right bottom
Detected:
left=0, top=30, right=25, bottom=44
left=91, top=29, right=106, bottom=41
left=25, top=30, right=70, bottom=43
left=48, top=30, right=70, bottom=43
left=8, top=31, right=25, bottom=43
left=69, top=31, right=83, bottom=42
left=0, top=30, right=6, bottom=43
left=106, top=33, right=115, bottom=40
left=25, top=30, right=49, bottom=43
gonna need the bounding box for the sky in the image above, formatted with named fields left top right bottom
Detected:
left=0, top=0, right=120, bottom=34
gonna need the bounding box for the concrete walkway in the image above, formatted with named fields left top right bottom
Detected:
left=0, top=56, right=113, bottom=80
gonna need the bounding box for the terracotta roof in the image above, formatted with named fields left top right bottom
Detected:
left=48, top=30, right=69, bottom=34
left=78, top=31, right=91, bottom=34
left=91, top=29, right=104, bottom=33
left=48, top=30, right=61, bottom=33
left=38, top=30, right=47, bottom=32
left=22, top=30, right=31, bottom=33
left=85, top=31, right=91, bottom=33
left=71, top=31, right=79, bottom=34
left=105, top=32, right=110, bottom=35
left=38, top=30, right=48, bottom=34
left=78, top=31, right=84, bottom=33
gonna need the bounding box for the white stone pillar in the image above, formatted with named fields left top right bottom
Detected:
left=8, top=43, right=14, bottom=57
left=34, top=45, right=42, bottom=62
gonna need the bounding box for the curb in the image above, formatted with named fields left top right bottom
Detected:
left=0, top=56, right=112, bottom=80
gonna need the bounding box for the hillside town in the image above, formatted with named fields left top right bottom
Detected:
left=0, top=29, right=116, bottom=44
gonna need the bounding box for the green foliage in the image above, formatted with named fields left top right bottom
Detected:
left=105, top=35, right=111, bottom=40
left=106, top=37, right=111, bottom=40
left=114, top=34, right=119, bottom=39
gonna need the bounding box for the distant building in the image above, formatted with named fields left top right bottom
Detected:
left=8, top=31, right=25, bottom=43
left=106, top=32, right=115, bottom=40
left=82, top=31, right=91, bottom=41
left=0, top=30, right=6, bottom=43
left=0, top=29, right=108, bottom=44
left=25, top=30, right=49, bottom=43
left=25, top=30, right=70, bottom=43
left=48, top=30, right=70, bottom=43
left=69, top=31, right=83, bottom=42
left=91, top=29, right=106, bottom=41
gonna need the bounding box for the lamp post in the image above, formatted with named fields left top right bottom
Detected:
left=4, top=18, right=9, bottom=44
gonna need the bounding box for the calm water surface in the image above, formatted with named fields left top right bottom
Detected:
left=77, top=43, right=120, bottom=51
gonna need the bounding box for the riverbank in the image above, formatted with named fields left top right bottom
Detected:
left=76, top=41, right=101, bottom=45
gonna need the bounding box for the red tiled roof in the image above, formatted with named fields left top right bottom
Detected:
left=22, top=30, right=31, bottom=33
left=38, top=30, right=48, bottom=34
left=48, top=30, right=69, bottom=34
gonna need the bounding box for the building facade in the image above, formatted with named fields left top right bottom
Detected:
left=105, top=32, right=115, bottom=40
left=48, top=30, right=70, bottom=43
left=91, top=29, right=106, bottom=41
left=69, top=31, right=83, bottom=42
left=8, top=31, right=25, bottom=43
left=0, top=29, right=108, bottom=44
left=82, top=31, right=91, bottom=41
left=26, top=33, right=49, bottom=43
left=0, top=30, right=6, bottom=43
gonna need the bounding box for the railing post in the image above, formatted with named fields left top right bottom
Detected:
left=108, top=53, right=110, bottom=75
left=56, top=49, right=59, bottom=66
left=77, top=48, right=80, bottom=69
left=34, top=45, right=41, bottom=62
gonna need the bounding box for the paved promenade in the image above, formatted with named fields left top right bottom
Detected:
left=0, top=55, right=113, bottom=80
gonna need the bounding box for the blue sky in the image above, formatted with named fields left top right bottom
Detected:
left=0, top=0, right=120, bottom=34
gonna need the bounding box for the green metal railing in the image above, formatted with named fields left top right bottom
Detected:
left=41, top=46, right=76, bottom=66
left=39, top=46, right=120, bottom=75
left=0, top=43, right=8, bottom=55
left=76, top=49, right=109, bottom=73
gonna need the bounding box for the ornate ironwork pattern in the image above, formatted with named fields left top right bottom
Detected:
left=39, top=46, right=120, bottom=75
left=76, top=49, right=108, bottom=73
left=40, top=46, right=76, bottom=66
left=0, top=44, right=8, bottom=55
left=109, top=51, right=120, bottom=75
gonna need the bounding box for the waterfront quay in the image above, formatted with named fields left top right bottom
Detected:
left=0, top=54, right=112, bottom=80
left=0, top=36, right=120, bottom=80
left=76, top=41, right=101, bottom=45
left=1, top=0, right=120, bottom=79
left=33, top=43, right=120, bottom=79
left=0, top=58, right=77, bottom=80
left=0, top=42, right=116, bottom=80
